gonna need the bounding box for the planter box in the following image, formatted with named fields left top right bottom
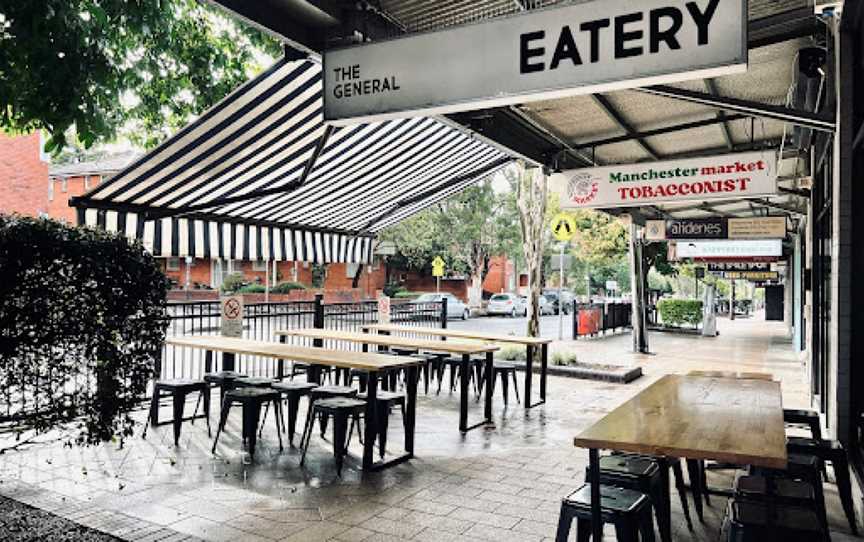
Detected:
left=511, top=361, right=642, bottom=384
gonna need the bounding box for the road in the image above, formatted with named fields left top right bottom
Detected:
left=446, top=312, right=575, bottom=340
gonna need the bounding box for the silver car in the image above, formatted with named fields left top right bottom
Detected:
left=487, top=293, right=528, bottom=317
left=520, top=295, right=555, bottom=315
left=413, top=292, right=471, bottom=320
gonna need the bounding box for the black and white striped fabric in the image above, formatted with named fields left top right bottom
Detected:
left=79, top=208, right=373, bottom=264
left=75, top=57, right=510, bottom=263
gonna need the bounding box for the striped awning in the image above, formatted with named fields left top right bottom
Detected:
left=72, top=57, right=511, bottom=263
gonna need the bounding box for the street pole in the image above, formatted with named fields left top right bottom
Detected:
left=730, top=279, right=736, bottom=321
left=558, top=243, right=565, bottom=340
left=436, top=276, right=440, bottom=293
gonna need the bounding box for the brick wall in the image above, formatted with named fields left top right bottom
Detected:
left=47, top=174, right=102, bottom=224
left=0, top=132, right=49, bottom=217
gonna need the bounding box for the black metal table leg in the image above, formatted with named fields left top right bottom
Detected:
left=524, top=345, right=533, bottom=408
left=589, top=448, right=602, bottom=541
left=459, top=354, right=469, bottom=432
left=405, top=365, right=417, bottom=455
left=540, top=343, right=548, bottom=402
left=685, top=459, right=705, bottom=521
left=223, top=351, right=235, bottom=372
left=483, top=351, right=493, bottom=422
left=362, top=371, right=378, bottom=470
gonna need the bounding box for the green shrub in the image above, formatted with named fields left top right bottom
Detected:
left=498, top=346, right=527, bottom=362
left=383, top=282, right=406, bottom=297
left=239, top=284, right=266, bottom=293
left=393, top=291, right=424, bottom=299
left=271, top=281, right=306, bottom=293
left=657, top=298, right=703, bottom=327
left=0, top=215, right=168, bottom=445
left=551, top=351, right=579, bottom=366
left=220, top=272, right=246, bottom=293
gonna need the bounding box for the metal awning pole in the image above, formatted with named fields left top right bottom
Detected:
left=265, top=258, right=270, bottom=303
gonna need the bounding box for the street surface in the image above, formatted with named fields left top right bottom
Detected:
left=450, top=312, right=574, bottom=339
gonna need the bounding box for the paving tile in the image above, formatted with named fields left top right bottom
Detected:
left=280, top=521, right=353, bottom=542
left=411, top=528, right=485, bottom=542
left=359, top=516, right=426, bottom=538
left=171, top=515, right=270, bottom=542
left=332, top=526, right=376, bottom=541
left=511, top=519, right=557, bottom=537
left=463, top=523, right=544, bottom=542
left=449, top=508, right=520, bottom=529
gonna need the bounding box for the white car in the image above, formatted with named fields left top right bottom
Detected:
left=487, top=293, right=528, bottom=317
left=413, top=292, right=471, bottom=320
left=520, top=295, right=555, bottom=315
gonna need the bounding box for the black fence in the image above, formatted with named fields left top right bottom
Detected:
left=572, top=302, right=633, bottom=339
left=161, top=295, right=445, bottom=381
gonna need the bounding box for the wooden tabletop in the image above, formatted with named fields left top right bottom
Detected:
left=687, top=370, right=774, bottom=381
left=276, top=328, right=498, bottom=355
left=363, top=324, right=553, bottom=345
left=166, top=336, right=423, bottom=371
left=573, top=374, right=787, bottom=469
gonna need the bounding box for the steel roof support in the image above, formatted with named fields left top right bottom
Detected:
left=572, top=114, right=748, bottom=151
left=705, top=79, right=735, bottom=150
left=592, top=95, right=660, bottom=160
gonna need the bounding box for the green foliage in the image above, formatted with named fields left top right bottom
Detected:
left=657, top=299, right=704, bottom=327
left=0, top=0, right=280, bottom=152
left=271, top=281, right=306, bottom=294
left=393, top=291, right=424, bottom=299
left=382, top=282, right=406, bottom=297
left=220, top=272, right=246, bottom=293
left=497, top=346, right=527, bottom=362
left=0, top=215, right=168, bottom=445
left=551, top=351, right=579, bottom=366
left=238, top=284, right=266, bottom=293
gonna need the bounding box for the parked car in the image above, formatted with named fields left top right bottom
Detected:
left=520, top=295, right=555, bottom=315
left=412, top=292, right=471, bottom=320
left=487, top=293, right=528, bottom=317
left=542, top=289, right=575, bottom=314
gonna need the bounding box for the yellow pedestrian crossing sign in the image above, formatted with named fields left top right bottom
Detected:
left=431, top=256, right=446, bottom=277
left=551, top=213, right=576, bottom=242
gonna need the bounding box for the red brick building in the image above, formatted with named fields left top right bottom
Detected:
left=0, top=132, right=50, bottom=217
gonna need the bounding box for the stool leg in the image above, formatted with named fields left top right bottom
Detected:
left=832, top=451, right=858, bottom=534
left=638, top=507, right=656, bottom=542
left=191, top=392, right=201, bottom=425
left=423, top=362, right=430, bottom=395
left=575, top=518, right=591, bottom=542
left=299, top=397, right=316, bottom=448
left=319, top=407, right=329, bottom=438
left=212, top=397, right=232, bottom=454
left=809, top=419, right=823, bottom=441
left=332, top=412, right=348, bottom=476
left=501, top=371, right=509, bottom=407
left=246, top=402, right=262, bottom=458
left=171, top=392, right=186, bottom=446
left=259, top=401, right=270, bottom=439
left=671, top=459, right=693, bottom=530
left=203, top=388, right=211, bottom=437
left=299, top=410, right=315, bottom=467
left=272, top=399, right=283, bottom=452
left=685, top=459, right=704, bottom=522
left=699, top=460, right=710, bottom=506
left=614, top=521, right=639, bottom=542
left=287, top=394, right=301, bottom=446
left=512, top=370, right=520, bottom=404
left=449, top=364, right=456, bottom=393
left=654, top=460, right=672, bottom=542
left=554, top=503, right=575, bottom=542
left=143, top=390, right=160, bottom=439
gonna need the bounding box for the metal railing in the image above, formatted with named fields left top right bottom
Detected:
left=572, top=302, right=633, bottom=339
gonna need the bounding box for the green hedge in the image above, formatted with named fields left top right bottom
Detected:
left=238, top=284, right=266, bottom=293
left=657, top=299, right=703, bottom=327
left=0, top=215, right=168, bottom=445
left=271, top=281, right=306, bottom=293
left=393, top=291, right=425, bottom=298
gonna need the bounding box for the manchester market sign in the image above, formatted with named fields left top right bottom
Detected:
left=645, top=216, right=786, bottom=241
left=323, top=0, right=746, bottom=123
left=556, top=151, right=777, bottom=209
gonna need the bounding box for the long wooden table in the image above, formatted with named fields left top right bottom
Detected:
left=363, top=324, right=552, bottom=408
left=573, top=374, right=787, bottom=541
left=276, top=328, right=499, bottom=433
left=166, top=335, right=423, bottom=471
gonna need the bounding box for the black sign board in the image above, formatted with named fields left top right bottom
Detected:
left=707, top=262, right=771, bottom=272
left=695, top=267, right=705, bottom=279
left=666, top=218, right=728, bottom=240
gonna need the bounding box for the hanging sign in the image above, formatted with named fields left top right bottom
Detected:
left=646, top=216, right=786, bottom=241
left=324, top=0, right=746, bottom=124
left=673, top=239, right=783, bottom=259
left=554, top=151, right=777, bottom=209
left=707, top=262, right=771, bottom=272
left=715, top=271, right=780, bottom=281
left=220, top=295, right=244, bottom=338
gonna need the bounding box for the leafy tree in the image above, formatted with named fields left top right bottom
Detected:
left=0, top=0, right=280, bottom=152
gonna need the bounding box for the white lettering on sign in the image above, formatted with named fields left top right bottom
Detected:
left=324, top=0, right=746, bottom=124
left=675, top=240, right=783, bottom=259
left=554, top=151, right=776, bottom=209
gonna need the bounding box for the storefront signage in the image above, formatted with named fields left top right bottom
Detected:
left=646, top=216, right=786, bottom=241
left=324, top=0, right=746, bottom=123
left=714, top=271, right=780, bottom=281
left=220, top=296, right=244, bottom=338
left=673, top=239, right=783, bottom=259
left=556, top=151, right=776, bottom=209
left=707, top=262, right=771, bottom=272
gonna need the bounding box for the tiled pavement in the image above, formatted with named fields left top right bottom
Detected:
left=0, top=314, right=858, bottom=541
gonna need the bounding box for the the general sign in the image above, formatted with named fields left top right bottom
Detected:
left=645, top=216, right=787, bottom=241
left=555, top=151, right=777, bottom=209
left=220, top=295, right=244, bottom=338
left=324, top=0, right=746, bottom=124
left=673, top=239, right=783, bottom=259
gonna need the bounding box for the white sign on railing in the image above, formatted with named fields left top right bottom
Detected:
left=324, top=0, right=746, bottom=124
left=220, top=295, right=244, bottom=338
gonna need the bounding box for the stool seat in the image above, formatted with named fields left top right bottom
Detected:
left=492, top=361, right=517, bottom=370
left=272, top=381, right=318, bottom=393
left=204, top=371, right=247, bottom=382
left=565, top=484, right=649, bottom=514
left=315, top=397, right=366, bottom=412
left=555, top=483, right=655, bottom=542
left=155, top=379, right=206, bottom=390
left=358, top=390, right=404, bottom=402
left=235, top=377, right=276, bottom=388
left=728, top=500, right=824, bottom=541
left=312, top=385, right=356, bottom=396
left=599, top=454, right=659, bottom=478
left=227, top=387, right=279, bottom=401
left=735, top=475, right=815, bottom=501
left=391, top=347, right=419, bottom=356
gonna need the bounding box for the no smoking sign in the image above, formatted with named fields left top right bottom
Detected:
left=220, top=296, right=244, bottom=337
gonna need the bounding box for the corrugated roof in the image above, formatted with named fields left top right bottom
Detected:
left=49, top=151, right=140, bottom=178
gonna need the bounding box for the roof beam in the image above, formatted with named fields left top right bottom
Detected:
left=572, top=114, right=748, bottom=151
left=704, top=79, right=735, bottom=150
left=638, top=85, right=836, bottom=132
left=592, top=95, right=660, bottom=160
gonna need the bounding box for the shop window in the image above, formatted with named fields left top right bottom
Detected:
left=346, top=263, right=360, bottom=278
left=166, top=257, right=181, bottom=271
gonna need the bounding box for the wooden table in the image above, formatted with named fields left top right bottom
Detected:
left=166, top=335, right=423, bottom=471
left=573, top=374, right=787, bottom=541
left=363, top=324, right=552, bottom=408
left=276, top=328, right=499, bottom=433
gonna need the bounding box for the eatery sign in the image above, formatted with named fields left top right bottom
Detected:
left=556, top=151, right=777, bottom=209
left=324, top=0, right=746, bottom=124
left=646, top=216, right=786, bottom=241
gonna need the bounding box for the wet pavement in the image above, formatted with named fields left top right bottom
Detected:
left=0, top=314, right=857, bottom=541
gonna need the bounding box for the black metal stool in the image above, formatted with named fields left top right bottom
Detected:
left=733, top=473, right=829, bottom=540
left=417, top=353, right=447, bottom=394
left=203, top=371, right=248, bottom=409
left=783, top=409, right=822, bottom=440
left=211, top=387, right=282, bottom=458
left=726, top=499, right=825, bottom=541
left=270, top=381, right=318, bottom=446
left=588, top=454, right=686, bottom=542
left=357, top=390, right=406, bottom=458
left=438, top=357, right=483, bottom=396
left=555, top=484, right=656, bottom=542
left=478, top=361, right=520, bottom=406
left=234, top=376, right=276, bottom=388
left=786, top=436, right=857, bottom=534
left=144, top=379, right=210, bottom=446
left=299, top=397, right=365, bottom=475
left=300, top=385, right=358, bottom=445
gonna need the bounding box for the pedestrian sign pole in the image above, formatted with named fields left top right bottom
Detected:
left=432, top=256, right=445, bottom=293
left=550, top=213, right=576, bottom=340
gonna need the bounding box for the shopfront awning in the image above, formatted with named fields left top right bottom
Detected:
left=72, top=57, right=511, bottom=263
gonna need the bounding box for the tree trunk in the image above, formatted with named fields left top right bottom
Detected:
left=516, top=163, right=548, bottom=347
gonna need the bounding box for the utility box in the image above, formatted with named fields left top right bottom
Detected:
left=765, top=285, right=785, bottom=321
